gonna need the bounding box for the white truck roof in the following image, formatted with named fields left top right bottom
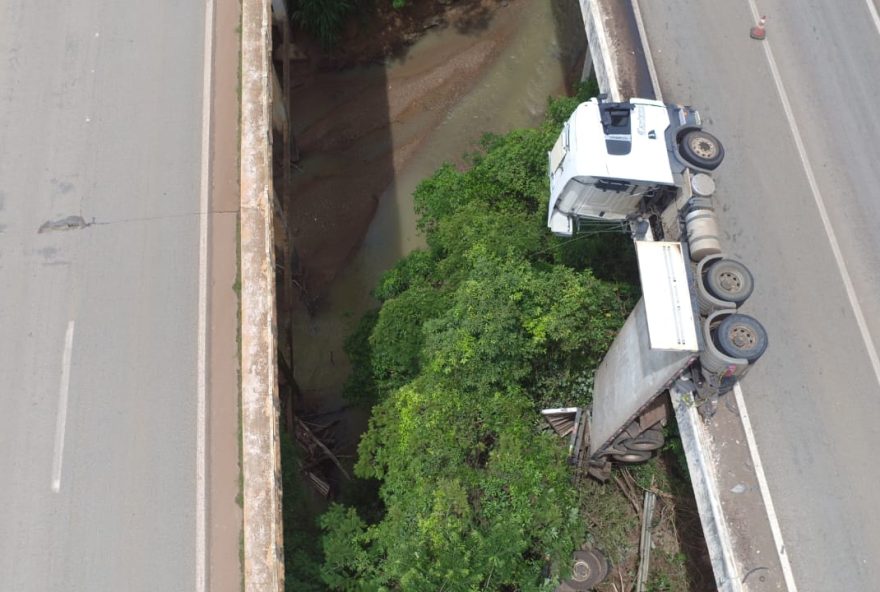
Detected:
left=567, top=98, right=674, bottom=185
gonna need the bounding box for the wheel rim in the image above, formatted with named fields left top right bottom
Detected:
left=569, top=550, right=608, bottom=587
left=689, top=135, right=718, bottom=159
left=718, top=270, right=743, bottom=294
left=727, top=324, right=758, bottom=351
left=705, top=260, right=753, bottom=303
left=572, top=560, right=593, bottom=582
left=714, top=313, right=768, bottom=362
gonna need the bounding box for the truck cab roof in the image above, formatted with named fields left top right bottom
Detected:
left=568, top=97, right=674, bottom=185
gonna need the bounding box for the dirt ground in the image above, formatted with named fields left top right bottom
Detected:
left=275, top=0, right=533, bottom=300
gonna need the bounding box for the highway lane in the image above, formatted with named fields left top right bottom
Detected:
left=0, top=1, right=207, bottom=590
left=638, top=0, right=880, bottom=589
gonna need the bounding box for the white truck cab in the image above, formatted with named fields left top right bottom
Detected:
left=547, top=96, right=719, bottom=235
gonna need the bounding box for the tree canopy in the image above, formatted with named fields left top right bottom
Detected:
left=319, top=84, right=639, bottom=590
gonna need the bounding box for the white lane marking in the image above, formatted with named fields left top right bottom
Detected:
left=734, top=384, right=799, bottom=591
left=865, top=0, right=880, bottom=36
left=51, top=321, right=76, bottom=493
left=197, top=0, right=214, bottom=590
left=745, top=1, right=880, bottom=588
left=746, top=0, right=880, bottom=389
left=630, top=0, right=663, bottom=101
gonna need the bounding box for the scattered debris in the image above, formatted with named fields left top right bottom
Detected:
left=293, top=415, right=351, bottom=483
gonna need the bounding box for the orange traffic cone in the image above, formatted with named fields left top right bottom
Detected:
left=750, top=16, right=767, bottom=40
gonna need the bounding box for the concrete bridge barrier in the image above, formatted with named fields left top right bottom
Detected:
left=240, top=0, right=284, bottom=590
left=578, top=0, right=657, bottom=101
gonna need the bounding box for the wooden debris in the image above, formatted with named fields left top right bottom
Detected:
left=294, top=416, right=351, bottom=480
left=304, top=471, right=330, bottom=498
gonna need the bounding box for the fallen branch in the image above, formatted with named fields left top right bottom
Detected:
left=301, top=405, right=352, bottom=420
left=294, top=416, right=351, bottom=480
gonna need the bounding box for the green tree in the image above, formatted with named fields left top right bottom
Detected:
left=423, top=247, right=623, bottom=393
left=342, top=309, right=380, bottom=405
left=368, top=284, right=450, bottom=394
left=317, top=82, right=637, bottom=590
left=328, top=377, right=584, bottom=591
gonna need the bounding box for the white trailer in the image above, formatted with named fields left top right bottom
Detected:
left=546, top=96, right=768, bottom=478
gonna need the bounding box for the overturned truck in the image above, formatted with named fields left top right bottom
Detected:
left=545, top=96, right=768, bottom=479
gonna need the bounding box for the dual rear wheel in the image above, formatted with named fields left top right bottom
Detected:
left=610, top=424, right=665, bottom=464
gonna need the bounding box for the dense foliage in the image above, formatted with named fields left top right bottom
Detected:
left=318, top=83, right=639, bottom=590
left=291, top=0, right=354, bottom=48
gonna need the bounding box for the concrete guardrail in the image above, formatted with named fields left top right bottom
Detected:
left=239, top=0, right=284, bottom=590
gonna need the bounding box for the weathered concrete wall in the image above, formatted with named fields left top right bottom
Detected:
left=240, top=0, right=284, bottom=590
left=578, top=0, right=618, bottom=99
left=671, top=387, right=741, bottom=592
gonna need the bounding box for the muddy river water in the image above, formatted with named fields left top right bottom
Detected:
left=288, top=0, right=588, bottom=454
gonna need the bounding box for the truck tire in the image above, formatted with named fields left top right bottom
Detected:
left=624, top=428, right=665, bottom=452
left=611, top=449, right=652, bottom=464
left=713, top=314, right=768, bottom=362
left=704, top=259, right=754, bottom=304
left=560, top=549, right=610, bottom=590
left=680, top=130, right=725, bottom=170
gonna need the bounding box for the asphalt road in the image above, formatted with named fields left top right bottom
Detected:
left=638, top=0, right=880, bottom=589
left=0, top=1, right=207, bottom=590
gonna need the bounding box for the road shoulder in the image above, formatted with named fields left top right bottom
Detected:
left=208, top=0, right=244, bottom=589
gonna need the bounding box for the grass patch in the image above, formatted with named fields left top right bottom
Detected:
left=578, top=477, right=640, bottom=567
left=581, top=452, right=712, bottom=591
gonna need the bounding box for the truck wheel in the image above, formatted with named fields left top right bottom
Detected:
left=681, top=130, right=725, bottom=170
left=611, top=449, right=652, bottom=463
left=713, top=314, right=768, bottom=362
left=624, top=428, right=665, bottom=451
left=561, top=549, right=610, bottom=590
left=705, top=259, right=754, bottom=304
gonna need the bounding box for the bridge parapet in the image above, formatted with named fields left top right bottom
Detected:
left=578, top=0, right=656, bottom=101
